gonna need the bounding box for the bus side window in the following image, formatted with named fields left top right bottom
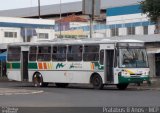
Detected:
left=52, top=46, right=58, bottom=61
left=114, top=49, right=117, bottom=67
left=67, top=45, right=82, bottom=61
left=83, top=45, right=99, bottom=61
left=100, top=50, right=104, bottom=65
left=7, top=46, right=21, bottom=61
left=29, top=46, right=37, bottom=61
left=37, top=46, right=51, bottom=61
left=52, top=45, right=66, bottom=61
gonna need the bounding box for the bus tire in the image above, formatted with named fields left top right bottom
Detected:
left=55, top=83, right=69, bottom=88
left=91, top=74, right=104, bottom=90
left=117, top=84, right=128, bottom=90
left=33, top=72, right=47, bottom=87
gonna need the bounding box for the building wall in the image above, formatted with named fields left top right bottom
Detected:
left=106, top=5, right=156, bottom=37
left=0, top=17, right=55, bottom=44
left=0, top=27, right=22, bottom=43
left=63, top=5, right=156, bottom=38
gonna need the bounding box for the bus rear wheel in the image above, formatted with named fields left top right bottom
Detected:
left=55, top=83, right=69, bottom=88
left=117, top=84, right=128, bottom=90
left=33, top=73, right=48, bottom=87
left=91, top=74, right=104, bottom=90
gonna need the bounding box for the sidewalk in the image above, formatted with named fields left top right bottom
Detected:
left=0, top=77, right=8, bottom=82
left=129, top=77, right=160, bottom=90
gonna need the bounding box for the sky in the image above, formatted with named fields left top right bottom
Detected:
left=0, top=0, right=82, bottom=10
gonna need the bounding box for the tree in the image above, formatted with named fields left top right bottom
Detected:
left=140, top=0, right=160, bottom=34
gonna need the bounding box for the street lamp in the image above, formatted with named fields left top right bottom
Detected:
left=38, top=0, right=41, bottom=18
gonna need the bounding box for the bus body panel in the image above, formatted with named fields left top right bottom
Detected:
left=7, top=70, right=21, bottom=81
left=28, top=70, right=104, bottom=84
left=27, top=61, right=105, bottom=84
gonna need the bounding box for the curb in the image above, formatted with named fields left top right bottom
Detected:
left=0, top=78, right=9, bottom=82
left=136, top=87, right=160, bottom=91
left=128, top=86, right=160, bottom=91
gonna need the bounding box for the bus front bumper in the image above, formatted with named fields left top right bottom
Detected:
left=118, top=76, right=150, bottom=84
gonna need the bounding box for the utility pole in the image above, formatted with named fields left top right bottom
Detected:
left=38, top=0, right=41, bottom=18
left=59, top=0, right=62, bottom=38
left=83, top=0, right=100, bottom=38
left=89, top=0, right=95, bottom=38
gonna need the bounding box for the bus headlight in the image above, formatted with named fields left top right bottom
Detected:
left=121, top=71, right=130, bottom=76
left=143, top=71, right=149, bottom=76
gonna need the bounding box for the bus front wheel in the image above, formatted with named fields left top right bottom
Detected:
left=117, top=84, right=128, bottom=90
left=91, top=74, right=104, bottom=90
left=33, top=73, right=48, bottom=87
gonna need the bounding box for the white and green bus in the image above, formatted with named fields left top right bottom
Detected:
left=7, top=39, right=150, bottom=90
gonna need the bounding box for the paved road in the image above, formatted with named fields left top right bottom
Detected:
left=0, top=82, right=159, bottom=108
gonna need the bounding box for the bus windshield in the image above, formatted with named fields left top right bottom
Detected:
left=119, top=48, right=148, bottom=68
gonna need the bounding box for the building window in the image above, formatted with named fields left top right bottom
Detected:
left=111, top=28, right=119, bottom=37
left=143, top=26, right=148, bottom=35
left=38, top=33, right=49, bottom=39
left=127, top=27, right=135, bottom=35
left=4, top=32, right=17, bottom=38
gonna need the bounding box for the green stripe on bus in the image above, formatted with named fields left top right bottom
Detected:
left=28, top=63, right=38, bottom=69
left=6, top=63, right=11, bottom=69
left=6, top=62, right=20, bottom=69
left=93, top=62, right=104, bottom=70
left=12, top=63, right=20, bottom=69
left=118, top=76, right=150, bottom=84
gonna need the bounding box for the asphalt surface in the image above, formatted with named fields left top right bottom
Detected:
left=0, top=82, right=159, bottom=107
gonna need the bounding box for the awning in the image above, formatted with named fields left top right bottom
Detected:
left=0, top=52, right=7, bottom=61
left=147, top=48, right=160, bottom=54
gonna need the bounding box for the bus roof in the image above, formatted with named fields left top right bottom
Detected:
left=7, top=38, right=144, bottom=46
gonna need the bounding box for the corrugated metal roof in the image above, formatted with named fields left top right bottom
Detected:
left=0, top=0, right=143, bottom=17
left=56, top=14, right=88, bottom=23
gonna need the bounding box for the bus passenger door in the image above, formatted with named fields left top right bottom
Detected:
left=21, top=46, right=29, bottom=81
left=105, top=50, right=114, bottom=83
